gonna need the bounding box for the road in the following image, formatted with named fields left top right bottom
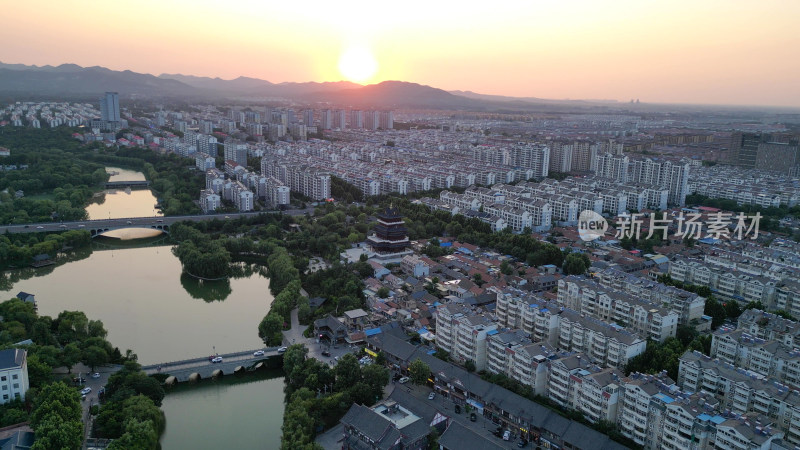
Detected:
left=0, top=208, right=314, bottom=235
left=141, top=347, right=282, bottom=375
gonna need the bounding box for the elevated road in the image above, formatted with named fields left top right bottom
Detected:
left=142, top=347, right=284, bottom=382
left=0, top=208, right=314, bottom=235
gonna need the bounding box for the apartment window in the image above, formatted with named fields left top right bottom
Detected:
left=2, top=395, right=6, bottom=400
left=0, top=377, right=5, bottom=382
left=11, top=375, right=17, bottom=380
left=12, top=384, right=18, bottom=389
left=1, top=386, right=6, bottom=391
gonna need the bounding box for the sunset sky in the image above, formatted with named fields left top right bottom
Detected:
left=3, top=0, right=799, bottom=107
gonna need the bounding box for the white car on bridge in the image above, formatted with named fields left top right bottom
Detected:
left=211, top=356, right=223, bottom=363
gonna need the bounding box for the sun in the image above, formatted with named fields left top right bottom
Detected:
left=338, top=46, right=378, bottom=83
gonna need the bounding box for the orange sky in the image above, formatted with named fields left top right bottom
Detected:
left=3, top=0, right=799, bottom=107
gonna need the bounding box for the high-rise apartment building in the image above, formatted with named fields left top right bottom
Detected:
left=334, top=110, right=347, bottom=129
left=320, top=110, right=333, bottom=129
left=379, top=110, right=393, bottom=130
left=302, top=109, right=314, bottom=126
left=100, top=92, right=120, bottom=122
left=350, top=110, right=363, bottom=129
left=223, top=139, right=248, bottom=166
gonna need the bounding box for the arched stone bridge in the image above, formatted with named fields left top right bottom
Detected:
left=141, top=347, right=284, bottom=384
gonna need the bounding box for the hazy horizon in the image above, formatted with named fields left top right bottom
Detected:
left=3, top=0, right=799, bottom=108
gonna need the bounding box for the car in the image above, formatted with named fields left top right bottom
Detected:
left=454, top=404, right=461, bottom=414
left=156, top=219, right=164, bottom=223
left=23, top=225, right=29, bottom=228
left=503, top=430, right=511, bottom=441
left=126, top=220, right=132, bottom=224
left=253, top=350, right=265, bottom=357
left=470, top=413, right=477, bottom=422
left=277, top=347, right=287, bottom=354
left=91, top=372, right=100, bottom=379
left=224, top=216, right=230, bottom=219
left=428, top=392, right=436, bottom=400
left=398, top=377, right=410, bottom=384
left=73, top=377, right=86, bottom=384
left=211, top=356, right=223, bottom=363
left=78, top=224, right=85, bottom=227
left=59, top=224, right=67, bottom=228
left=517, top=439, right=528, bottom=448
left=80, top=387, right=92, bottom=395
left=36, top=226, right=43, bottom=229
left=321, top=350, right=331, bottom=357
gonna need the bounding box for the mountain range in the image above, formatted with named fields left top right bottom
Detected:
left=0, top=61, right=611, bottom=110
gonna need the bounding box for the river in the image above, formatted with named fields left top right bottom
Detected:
left=0, top=167, right=285, bottom=449
left=85, top=167, right=163, bottom=221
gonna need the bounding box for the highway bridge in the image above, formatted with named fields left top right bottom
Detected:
left=142, top=347, right=284, bottom=383
left=0, top=208, right=314, bottom=236
left=104, top=180, right=151, bottom=189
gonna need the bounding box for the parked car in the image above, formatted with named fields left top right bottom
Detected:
left=503, top=430, right=511, bottom=441
left=470, top=413, right=477, bottom=422
left=398, top=377, right=410, bottom=384
left=454, top=404, right=461, bottom=414
left=321, top=350, right=331, bottom=357
left=211, top=356, right=223, bottom=363
left=253, top=350, right=265, bottom=357
left=277, top=347, right=287, bottom=354
left=517, top=439, right=528, bottom=448
left=73, top=377, right=86, bottom=384
left=80, top=387, right=92, bottom=395
left=428, top=392, right=436, bottom=400
left=91, top=372, right=100, bottom=378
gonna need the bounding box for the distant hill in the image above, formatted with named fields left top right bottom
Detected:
left=0, top=62, right=198, bottom=97
left=0, top=61, right=619, bottom=110
left=310, top=81, right=485, bottom=109
left=158, top=73, right=361, bottom=97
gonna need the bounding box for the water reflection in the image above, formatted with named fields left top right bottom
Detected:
left=179, top=263, right=267, bottom=302
left=180, top=274, right=232, bottom=302
left=86, top=167, right=162, bottom=220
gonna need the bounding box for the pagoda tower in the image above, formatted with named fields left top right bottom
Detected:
left=366, top=206, right=411, bottom=260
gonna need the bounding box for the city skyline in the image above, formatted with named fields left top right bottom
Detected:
left=2, top=0, right=800, bottom=108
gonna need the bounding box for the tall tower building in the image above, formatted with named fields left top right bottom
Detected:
left=302, top=109, right=314, bottom=126
left=334, top=110, right=347, bottom=129
left=100, top=92, right=120, bottom=122
left=350, top=110, right=363, bottom=129
left=320, top=110, right=333, bottom=129
left=379, top=111, right=394, bottom=130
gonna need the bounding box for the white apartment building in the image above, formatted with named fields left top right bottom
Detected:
left=200, top=189, right=221, bottom=213
left=558, top=277, right=679, bottom=342
left=434, top=303, right=497, bottom=371
left=0, top=349, right=28, bottom=404
left=195, top=152, right=215, bottom=171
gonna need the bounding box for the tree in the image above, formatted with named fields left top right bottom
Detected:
left=60, top=343, right=82, bottom=373
left=108, top=418, right=159, bottom=450
left=704, top=297, right=727, bottom=329
left=258, top=313, right=283, bottom=344
left=563, top=252, right=590, bottom=275
left=427, top=427, right=440, bottom=450
left=361, top=364, right=389, bottom=402
left=409, top=358, right=430, bottom=385
left=26, top=354, right=53, bottom=388
left=334, top=354, right=362, bottom=392
left=377, top=287, right=390, bottom=299
left=464, top=359, right=476, bottom=373
left=724, top=301, right=742, bottom=319
left=83, top=345, right=109, bottom=371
